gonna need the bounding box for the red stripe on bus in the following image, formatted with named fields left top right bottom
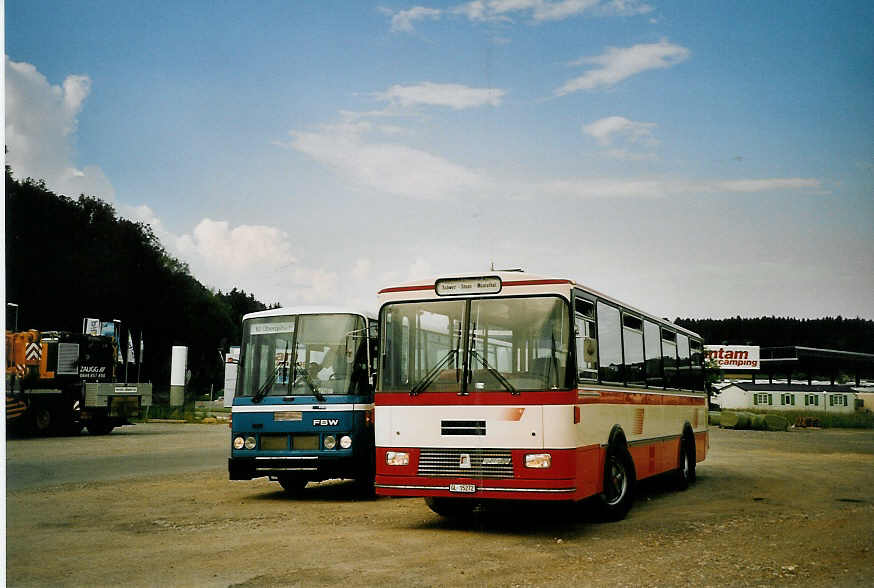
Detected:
left=503, top=279, right=573, bottom=287
left=378, top=278, right=573, bottom=294
left=378, top=285, right=434, bottom=294
left=577, top=390, right=706, bottom=406
left=376, top=389, right=705, bottom=406
left=376, top=390, right=578, bottom=406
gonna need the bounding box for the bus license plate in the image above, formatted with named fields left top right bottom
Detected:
left=449, top=484, right=476, bottom=493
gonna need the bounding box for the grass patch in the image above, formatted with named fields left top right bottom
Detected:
left=137, top=404, right=228, bottom=423
left=745, top=408, right=874, bottom=429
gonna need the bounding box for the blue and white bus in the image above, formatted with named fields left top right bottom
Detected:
left=228, top=307, right=378, bottom=494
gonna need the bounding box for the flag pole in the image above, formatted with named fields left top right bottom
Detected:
left=137, top=333, right=143, bottom=383
left=124, top=327, right=129, bottom=384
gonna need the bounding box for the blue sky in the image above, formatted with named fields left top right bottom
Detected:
left=5, top=1, right=873, bottom=319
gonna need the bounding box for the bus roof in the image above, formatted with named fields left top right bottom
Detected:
left=378, top=270, right=701, bottom=340
left=242, top=306, right=377, bottom=322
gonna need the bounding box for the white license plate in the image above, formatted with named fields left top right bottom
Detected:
left=449, top=484, right=476, bottom=493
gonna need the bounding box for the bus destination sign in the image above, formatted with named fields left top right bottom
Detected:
left=435, top=276, right=502, bottom=296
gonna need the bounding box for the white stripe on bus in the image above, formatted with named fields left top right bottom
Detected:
left=233, top=403, right=373, bottom=413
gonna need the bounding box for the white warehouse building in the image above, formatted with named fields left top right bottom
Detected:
left=715, top=383, right=857, bottom=414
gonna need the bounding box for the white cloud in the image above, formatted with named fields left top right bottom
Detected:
left=533, top=0, right=601, bottom=21
left=397, top=1, right=652, bottom=29
left=450, top=0, right=651, bottom=23
left=583, top=116, right=657, bottom=146
left=583, top=115, right=659, bottom=160
left=5, top=56, right=115, bottom=201
left=604, top=149, right=658, bottom=161
left=707, top=178, right=823, bottom=193
left=595, top=0, right=653, bottom=17
left=175, top=218, right=297, bottom=275
left=536, top=177, right=823, bottom=199
left=375, top=82, right=505, bottom=109
left=556, top=40, right=690, bottom=95
left=284, top=121, right=491, bottom=200
left=387, top=6, right=442, bottom=32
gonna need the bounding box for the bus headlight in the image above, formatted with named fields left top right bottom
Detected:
left=340, top=435, right=352, bottom=449
left=324, top=435, right=337, bottom=449
left=244, top=436, right=257, bottom=450
left=233, top=436, right=245, bottom=450
left=524, top=453, right=552, bottom=469
left=386, top=451, right=409, bottom=466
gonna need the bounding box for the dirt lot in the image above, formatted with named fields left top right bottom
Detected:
left=6, top=426, right=874, bottom=587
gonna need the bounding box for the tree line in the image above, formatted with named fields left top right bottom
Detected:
left=5, top=166, right=272, bottom=399
left=674, top=316, right=874, bottom=354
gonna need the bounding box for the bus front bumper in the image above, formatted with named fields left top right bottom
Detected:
left=228, top=454, right=368, bottom=481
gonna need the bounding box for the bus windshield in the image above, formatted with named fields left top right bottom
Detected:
left=238, top=313, right=369, bottom=398
left=380, top=296, right=571, bottom=393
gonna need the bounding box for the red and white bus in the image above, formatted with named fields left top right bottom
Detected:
left=374, top=271, right=707, bottom=520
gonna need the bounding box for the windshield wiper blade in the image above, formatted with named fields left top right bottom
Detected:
left=252, top=366, right=279, bottom=404
left=469, top=347, right=518, bottom=395
left=300, top=367, right=327, bottom=402
left=410, top=349, right=458, bottom=396
left=252, top=341, right=289, bottom=403
left=290, top=358, right=326, bottom=402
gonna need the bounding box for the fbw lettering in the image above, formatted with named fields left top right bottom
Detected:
left=312, top=419, right=339, bottom=426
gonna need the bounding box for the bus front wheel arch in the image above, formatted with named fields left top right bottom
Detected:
left=596, top=441, right=635, bottom=522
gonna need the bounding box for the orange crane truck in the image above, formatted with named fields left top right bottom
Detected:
left=6, top=329, right=151, bottom=435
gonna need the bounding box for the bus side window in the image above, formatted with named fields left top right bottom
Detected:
left=596, top=302, right=623, bottom=384
left=575, top=314, right=597, bottom=382
left=689, top=339, right=704, bottom=391
left=676, top=334, right=691, bottom=390
left=662, top=329, right=678, bottom=388
left=622, top=314, right=645, bottom=385
left=644, top=320, right=662, bottom=388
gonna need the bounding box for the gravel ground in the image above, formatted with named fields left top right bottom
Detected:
left=6, top=426, right=874, bottom=587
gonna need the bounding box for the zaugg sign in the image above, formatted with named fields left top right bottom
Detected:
left=705, top=345, right=760, bottom=370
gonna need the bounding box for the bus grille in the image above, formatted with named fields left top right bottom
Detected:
left=417, top=448, right=514, bottom=479
left=441, top=420, right=486, bottom=435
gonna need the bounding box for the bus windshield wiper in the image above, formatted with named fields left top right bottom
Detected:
left=410, top=349, right=458, bottom=396
left=293, top=362, right=327, bottom=402
left=252, top=341, right=289, bottom=403
left=469, top=347, right=517, bottom=395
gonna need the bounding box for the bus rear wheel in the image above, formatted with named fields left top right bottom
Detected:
left=676, top=435, right=696, bottom=490
left=597, top=445, right=635, bottom=521
left=424, top=497, right=475, bottom=518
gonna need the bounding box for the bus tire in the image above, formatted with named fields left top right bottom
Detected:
left=676, top=434, right=696, bottom=490
left=424, top=497, right=475, bottom=518
left=278, top=475, right=308, bottom=495
left=597, top=444, right=635, bottom=522
left=353, top=471, right=376, bottom=499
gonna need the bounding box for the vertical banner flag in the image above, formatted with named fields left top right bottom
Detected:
left=139, top=336, right=144, bottom=364
left=127, top=332, right=136, bottom=364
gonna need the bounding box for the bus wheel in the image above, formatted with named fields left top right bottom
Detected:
left=424, top=497, right=475, bottom=518
left=676, top=435, right=696, bottom=490
left=353, top=472, right=376, bottom=499
left=597, top=445, right=635, bottom=521
left=278, top=475, right=308, bottom=495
